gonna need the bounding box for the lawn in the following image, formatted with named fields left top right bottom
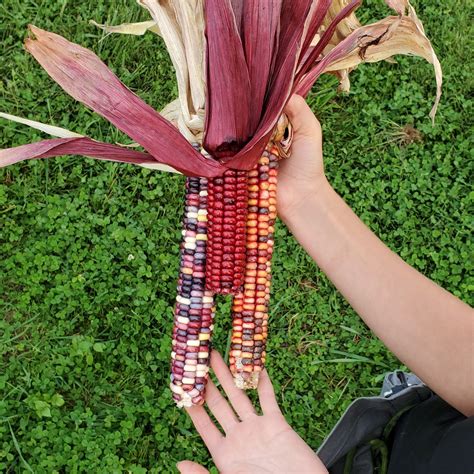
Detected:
left=0, top=0, right=472, bottom=472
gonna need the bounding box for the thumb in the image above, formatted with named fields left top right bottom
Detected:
left=177, top=460, right=210, bottom=474
left=284, top=94, right=321, bottom=140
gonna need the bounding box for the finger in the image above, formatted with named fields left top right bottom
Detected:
left=257, top=369, right=281, bottom=415
left=284, top=94, right=321, bottom=138
left=205, top=377, right=239, bottom=432
left=211, top=350, right=257, bottom=420
left=177, top=461, right=210, bottom=474
left=186, top=405, right=223, bottom=453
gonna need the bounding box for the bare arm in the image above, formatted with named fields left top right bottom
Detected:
left=278, top=96, right=474, bottom=416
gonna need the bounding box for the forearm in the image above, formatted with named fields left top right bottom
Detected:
left=283, top=181, right=474, bottom=416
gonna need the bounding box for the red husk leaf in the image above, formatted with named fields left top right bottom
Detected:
left=25, top=25, right=225, bottom=178
left=213, top=0, right=315, bottom=169
left=230, top=0, right=244, bottom=35
left=203, top=0, right=252, bottom=158
left=300, top=0, right=332, bottom=57
left=296, top=0, right=361, bottom=83
left=295, top=32, right=357, bottom=97
left=0, top=138, right=159, bottom=168
left=268, top=0, right=313, bottom=90
left=242, top=0, right=282, bottom=132
left=295, top=10, right=442, bottom=120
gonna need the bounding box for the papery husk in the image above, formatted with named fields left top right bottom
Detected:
left=137, top=0, right=205, bottom=142
left=315, top=0, right=362, bottom=91
left=323, top=19, right=442, bottom=119
left=385, top=0, right=409, bottom=15
left=23, top=25, right=223, bottom=177
left=0, top=113, right=180, bottom=174
left=0, top=137, right=161, bottom=168
left=205, top=0, right=324, bottom=167
left=203, top=0, right=253, bottom=155
left=92, top=2, right=205, bottom=144
left=161, top=99, right=204, bottom=144
left=0, top=112, right=83, bottom=138
left=313, top=0, right=442, bottom=119
left=242, top=0, right=283, bottom=132
left=318, top=0, right=361, bottom=50
left=90, top=20, right=160, bottom=36
left=297, top=0, right=360, bottom=89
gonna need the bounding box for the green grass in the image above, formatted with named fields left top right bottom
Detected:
left=1, top=0, right=472, bottom=472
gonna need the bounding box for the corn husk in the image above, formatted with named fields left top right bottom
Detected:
left=0, top=111, right=181, bottom=174
left=92, top=1, right=206, bottom=142
left=0, top=112, right=83, bottom=138
left=322, top=0, right=361, bottom=45
left=160, top=99, right=204, bottom=144
left=2, top=1, right=442, bottom=175
left=137, top=0, right=205, bottom=140
left=203, top=0, right=348, bottom=169
left=89, top=20, right=160, bottom=36
left=0, top=137, right=160, bottom=167
left=0, top=25, right=224, bottom=177
left=313, top=0, right=362, bottom=91
left=314, top=0, right=442, bottom=118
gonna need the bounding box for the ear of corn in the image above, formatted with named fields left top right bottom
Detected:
left=0, top=2, right=441, bottom=410
left=206, top=169, right=249, bottom=295
left=170, top=176, right=215, bottom=407
left=229, top=144, right=279, bottom=389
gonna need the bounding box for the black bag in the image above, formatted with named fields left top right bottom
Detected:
left=317, top=371, right=431, bottom=474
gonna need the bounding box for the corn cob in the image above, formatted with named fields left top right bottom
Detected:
left=170, top=176, right=215, bottom=407
left=205, top=169, right=248, bottom=294
left=229, top=145, right=279, bottom=389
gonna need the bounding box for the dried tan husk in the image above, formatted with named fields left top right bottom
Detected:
left=161, top=99, right=204, bottom=144
left=0, top=112, right=83, bottom=138
left=92, top=1, right=205, bottom=143
left=137, top=0, right=205, bottom=140
left=319, top=0, right=442, bottom=119
left=315, top=0, right=361, bottom=50
left=89, top=20, right=160, bottom=36
left=312, top=0, right=361, bottom=91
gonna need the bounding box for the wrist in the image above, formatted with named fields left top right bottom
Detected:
left=279, top=177, right=333, bottom=226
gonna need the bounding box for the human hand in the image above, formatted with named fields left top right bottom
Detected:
left=178, top=351, right=327, bottom=474
left=277, top=95, right=327, bottom=222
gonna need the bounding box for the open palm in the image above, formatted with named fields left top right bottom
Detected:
left=178, top=351, right=326, bottom=474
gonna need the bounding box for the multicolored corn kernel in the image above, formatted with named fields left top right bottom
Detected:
left=170, top=176, right=216, bottom=407
left=229, top=145, right=279, bottom=389
left=206, top=169, right=248, bottom=295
